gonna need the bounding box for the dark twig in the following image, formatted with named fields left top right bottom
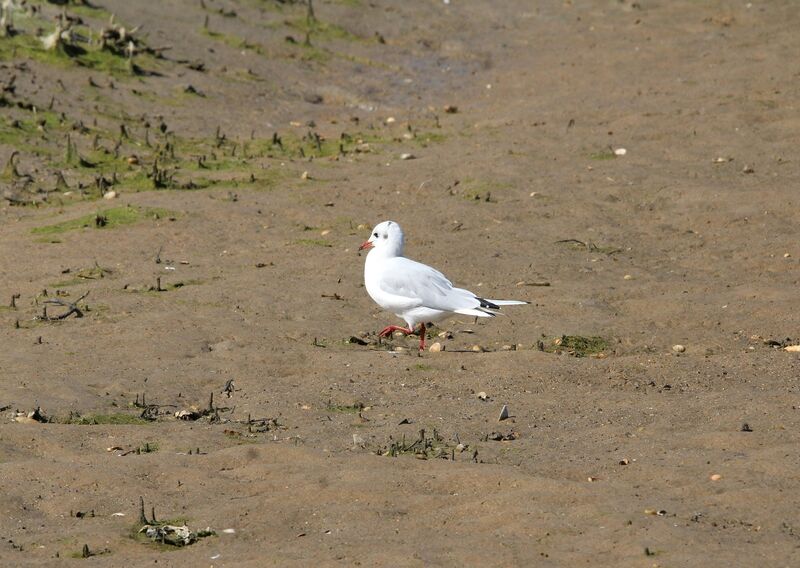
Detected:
left=40, top=291, right=89, bottom=320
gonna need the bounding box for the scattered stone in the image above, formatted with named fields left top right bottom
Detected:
left=385, top=117, right=396, bottom=124
left=139, top=524, right=215, bottom=546
left=471, top=344, right=484, bottom=352
left=487, top=430, right=518, bottom=441
left=444, top=104, right=458, bottom=113
left=498, top=404, right=509, bottom=421
left=710, top=473, right=722, bottom=481
left=672, top=344, right=686, bottom=353
left=619, top=458, right=630, bottom=465
left=428, top=341, right=442, bottom=352
left=175, top=409, right=202, bottom=421
left=300, top=171, right=311, bottom=180
left=103, top=190, right=117, bottom=200
left=613, top=148, right=627, bottom=156
left=742, top=164, right=755, bottom=174
left=741, top=423, right=753, bottom=432
left=399, top=153, right=415, bottom=160
left=12, top=407, right=48, bottom=424
left=784, top=345, right=800, bottom=352
left=623, top=274, right=633, bottom=280
left=477, top=391, right=488, bottom=401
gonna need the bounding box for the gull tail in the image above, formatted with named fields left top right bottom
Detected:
left=484, top=299, right=529, bottom=306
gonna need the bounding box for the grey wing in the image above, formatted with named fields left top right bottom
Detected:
left=379, top=257, right=482, bottom=313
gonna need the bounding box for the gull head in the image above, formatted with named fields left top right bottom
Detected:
left=359, top=220, right=404, bottom=257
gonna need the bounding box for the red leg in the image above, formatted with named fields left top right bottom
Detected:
left=418, top=322, right=426, bottom=351
left=379, top=325, right=413, bottom=338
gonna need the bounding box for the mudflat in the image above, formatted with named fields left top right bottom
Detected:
left=1, top=1, right=799, bottom=565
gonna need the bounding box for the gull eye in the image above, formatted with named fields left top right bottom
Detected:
left=373, top=232, right=378, bottom=238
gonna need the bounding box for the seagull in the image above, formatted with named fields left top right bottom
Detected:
left=359, top=220, right=528, bottom=351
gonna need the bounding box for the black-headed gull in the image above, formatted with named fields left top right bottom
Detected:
left=359, top=221, right=528, bottom=350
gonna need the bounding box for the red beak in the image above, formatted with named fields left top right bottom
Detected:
left=359, top=240, right=374, bottom=251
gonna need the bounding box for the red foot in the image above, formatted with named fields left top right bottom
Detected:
left=378, top=323, right=427, bottom=351
left=378, top=325, right=413, bottom=338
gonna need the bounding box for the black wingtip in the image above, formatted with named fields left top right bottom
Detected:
left=477, top=297, right=501, bottom=310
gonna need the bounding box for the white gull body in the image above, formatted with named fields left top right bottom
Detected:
left=359, top=221, right=528, bottom=349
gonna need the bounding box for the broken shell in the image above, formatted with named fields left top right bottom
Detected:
left=428, top=342, right=442, bottom=352
left=672, top=344, right=686, bottom=353
left=498, top=404, right=509, bottom=421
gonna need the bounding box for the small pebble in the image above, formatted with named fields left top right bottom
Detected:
left=477, top=391, right=488, bottom=401
left=672, top=344, right=686, bottom=353
left=471, top=345, right=484, bottom=352
left=784, top=345, right=800, bottom=352
left=103, top=190, right=117, bottom=200
left=127, top=155, right=139, bottom=165
left=623, top=274, right=633, bottom=280
left=710, top=474, right=722, bottom=481
left=301, top=171, right=310, bottom=180
left=498, top=404, right=509, bottom=421
left=613, top=148, right=627, bottom=156
left=428, top=342, right=442, bottom=353
left=784, top=253, right=791, bottom=258
left=385, top=117, right=396, bottom=124
left=400, top=153, right=415, bottom=160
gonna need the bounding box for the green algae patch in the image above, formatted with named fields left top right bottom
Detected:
left=31, top=206, right=176, bottom=235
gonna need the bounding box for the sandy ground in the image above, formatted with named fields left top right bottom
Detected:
left=1, top=0, right=800, bottom=566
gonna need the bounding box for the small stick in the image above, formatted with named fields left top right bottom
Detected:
left=138, top=496, right=148, bottom=524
